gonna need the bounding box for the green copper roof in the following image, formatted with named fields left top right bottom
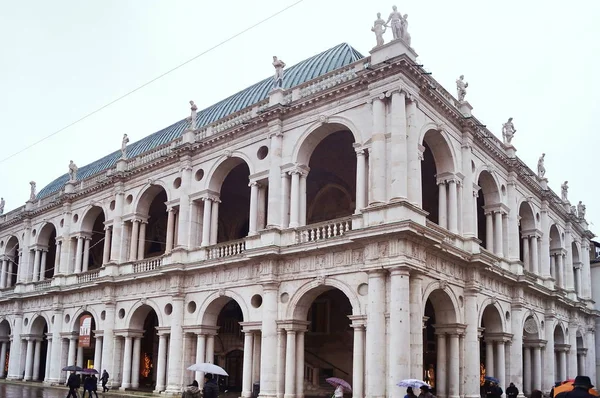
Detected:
left=37, top=43, right=364, bottom=199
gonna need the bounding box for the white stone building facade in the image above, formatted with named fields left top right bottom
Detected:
left=0, top=38, right=596, bottom=398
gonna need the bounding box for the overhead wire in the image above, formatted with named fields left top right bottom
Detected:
left=0, top=0, right=306, bottom=165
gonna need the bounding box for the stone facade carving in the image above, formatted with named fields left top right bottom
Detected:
left=502, top=117, right=516, bottom=145
left=577, top=201, right=586, bottom=219
left=272, top=56, right=286, bottom=89
left=371, top=13, right=387, bottom=47
left=524, top=317, right=539, bottom=334
left=188, top=100, right=198, bottom=130
left=456, top=75, right=468, bottom=102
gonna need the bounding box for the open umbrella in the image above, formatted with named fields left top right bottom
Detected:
left=187, top=363, right=229, bottom=376
left=397, top=379, right=431, bottom=389
left=62, top=365, right=84, bottom=372
left=82, top=368, right=99, bottom=374
left=553, top=381, right=598, bottom=397
left=484, top=376, right=500, bottom=384
left=326, top=377, right=352, bottom=392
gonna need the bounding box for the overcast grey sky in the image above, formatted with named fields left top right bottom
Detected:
left=1, top=0, right=598, bottom=234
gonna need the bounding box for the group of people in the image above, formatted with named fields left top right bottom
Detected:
left=404, top=385, right=436, bottom=398
left=65, top=369, right=110, bottom=398
left=483, top=375, right=597, bottom=398
left=182, top=373, right=219, bottom=398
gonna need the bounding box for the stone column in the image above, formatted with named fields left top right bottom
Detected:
left=76, top=345, right=84, bottom=368
left=448, top=333, right=460, bottom=398
left=266, top=125, right=283, bottom=228
left=560, top=349, right=568, bottom=380
left=496, top=340, right=506, bottom=395
left=581, top=241, right=592, bottom=298
left=165, top=208, right=176, bottom=253
left=568, top=323, right=578, bottom=378
left=242, top=331, right=254, bottom=398
left=102, top=227, right=111, bottom=264
left=48, top=308, right=64, bottom=382
left=389, top=268, right=410, bottom=398
left=94, top=335, right=103, bottom=373
left=350, top=318, right=365, bottom=398
left=176, top=161, right=193, bottom=249
left=550, top=255, right=556, bottom=280
left=81, top=238, right=90, bottom=272
left=0, top=341, right=7, bottom=378
left=32, top=249, right=41, bottom=282
left=74, top=237, right=84, bottom=273
left=155, top=333, right=168, bottom=392
left=530, top=236, right=539, bottom=275
left=249, top=181, right=260, bottom=236
left=201, top=198, right=213, bottom=247
left=195, top=334, right=206, bottom=383
left=137, top=222, right=147, bottom=260
left=486, top=341, right=495, bottom=378
left=295, top=330, right=305, bottom=398
left=564, top=226, right=574, bottom=291
left=540, top=202, right=551, bottom=277
left=436, top=333, right=447, bottom=398
left=460, top=137, right=475, bottom=237
left=276, top=329, right=286, bottom=398
left=210, top=200, right=220, bottom=245
left=494, top=211, right=504, bottom=257
left=23, top=338, right=34, bottom=380
left=121, top=336, right=133, bottom=389
left=406, top=99, right=421, bottom=205
left=280, top=173, right=291, bottom=228
left=44, top=337, right=52, bottom=381
left=409, top=274, right=423, bottom=379
left=533, top=346, right=542, bottom=391
left=389, top=90, right=407, bottom=200
left=260, top=283, right=279, bottom=398
left=354, top=147, right=367, bottom=213
left=129, top=220, right=140, bottom=261
left=485, top=212, right=494, bottom=252
left=131, top=337, right=142, bottom=388
left=464, top=284, right=480, bottom=398
left=284, top=330, right=296, bottom=398
left=0, top=259, right=7, bottom=288
left=509, top=300, right=524, bottom=394
left=370, top=96, right=387, bottom=204
left=544, top=317, right=555, bottom=391
left=438, top=181, right=447, bottom=229
left=253, top=333, right=261, bottom=382
left=100, top=303, right=115, bottom=384
left=558, top=253, right=565, bottom=289
left=39, top=250, right=47, bottom=280
left=447, top=180, right=458, bottom=234
left=299, top=173, right=307, bottom=227
left=522, top=237, right=530, bottom=271
left=289, top=170, right=301, bottom=228
left=32, top=339, right=42, bottom=380
left=67, top=337, right=77, bottom=368
left=166, top=296, right=184, bottom=392
left=206, top=334, right=215, bottom=363
left=577, top=352, right=584, bottom=375
left=54, top=241, right=62, bottom=272
left=366, top=270, right=386, bottom=398
left=523, top=347, right=531, bottom=395
left=576, top=265, right=583, bottom=296
left=7, top=314, right=23, bottom=379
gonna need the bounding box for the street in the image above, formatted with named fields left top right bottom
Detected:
left=0, top=382, right=140, bottom=398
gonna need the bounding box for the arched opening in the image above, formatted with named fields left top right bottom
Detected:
left=4, top=237, right=19, bottom=287
left=29, top=316, right=49, bottom=381
left=420, top=130, right=455, bottom=230
left=518, top=202, right=536, bottom=272
left=306, top=129, right=356, bottom=224
left=37, top=223, right=57, bottom=280
left=549, top=225, right=562, bottom=286
left=0, top=320, right=11, bottom=378
left=81, top=206, right=106, bottom=269
left=572, top=243, right=581, bottom=296
left=576, top=331, right=585, bottom=375
left=216, top=300, right=244, bottom=392
left=293, top=287, right=354, bottom=395
left=71, top=312, right=97, bottom=370
left=218, top=162, right=251, bottom=243
left=422, top=288, right=458, bottom=395
left=136, top=186, right=169, bottom=259
left=129, top=305, right=159, bottom=390
left=476, top=171, right=500, bottom=253
left=553, top=325, right=567, bottom=382
left=522, top=315, right=541, bottom=395
left=480, top=305, right=504, bottom=387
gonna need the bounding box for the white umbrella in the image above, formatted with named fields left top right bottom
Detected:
left=397, top=379, right=431, bottom=389
left=187, top=363, right=229, bottom=376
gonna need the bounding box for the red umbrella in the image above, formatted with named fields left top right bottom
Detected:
left=326, top=377, right=352, bottom=392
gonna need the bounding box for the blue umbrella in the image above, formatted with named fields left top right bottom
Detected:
left=485, top=376, right=500, bottom=384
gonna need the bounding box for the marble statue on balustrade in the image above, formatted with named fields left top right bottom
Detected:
left=68, top=160, right=78, bottom=182
left=561, top=181, right=569, bottom=202
left=400, top=14, right=411, bottom=45
left=29, top=181, right=36, bottom=201
left=372, top=13, right=387, bottom=47
left=456, top=75, right=468, bottom=102
left=386, top=5, right=403, bottom=40
left=0, top=197, right=4, bottom=215
left=187, top=100, right=198, bottom=130
left=272, top=56, right=286, bottom=89
left=502, top=117, right=516, bottom=145
left=537, top=153, right=546, bottom=179
left=577, top=201, right=586, bottom=219
left=121, top=134, right=130, bottom=159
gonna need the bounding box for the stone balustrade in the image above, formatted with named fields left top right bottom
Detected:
left=33, top=280, right=51, bottom=291
left=76, top=270, right=100, bottom=284
left=298, top=67, right=358, bottom=99
left=206, top=239, right=246, bottom=260
left=296, top=217, right=352, bottom=243
left=132, top=256, right=163, bottom=273
left=126, top=143, right=175, bottom=171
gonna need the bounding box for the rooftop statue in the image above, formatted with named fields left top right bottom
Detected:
left=537, top=153, right=546, bottom=179
left=188, top=100, right=198, bottom=130
left=0, top=197, right=4, bottom=215
left=371, top=13, right=387, bottom=47
left=68, top=160, right=78, bottom=182
left=400, top=14, right=411, bottom=45
left=121, top=134, right=130, bottom=159
left=577, top=201, right=586, bottom=219
left=456, top=75, right=468, bottom=102
left=29, top=181, right=36, bottom=201
left=502, top=117, right=516, bottom=145
left=561, top=181, right=569, bottom=202
left=272, top=56, right=286, bottom=89
left=386, top=5, right=403, bottom=40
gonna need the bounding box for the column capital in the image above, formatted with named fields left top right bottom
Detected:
left=182, top=325, right=219, bottom=336
left=433, top=323, right=467, bottom=336
left=554, top=343, right=570, bottom=352
left=389, top=266, right=410, bottom=277
left=348, top=315, right=367, bottom=328
left=277, top=320, right=310, bottom=332
left=248, top=180, right=261, bottom=188
left=156, top=326, right=171, bottom=337
left=484, top=332, right=513, bottom=343
left=239, top=321, right=262, bottom=333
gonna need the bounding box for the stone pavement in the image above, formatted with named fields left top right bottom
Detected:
left=0, top=380, right=157, bottom=397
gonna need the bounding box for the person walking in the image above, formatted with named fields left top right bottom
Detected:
left=203, top=373, right=220, bottom=398
left=506, top=383, right=519, bottom=398
left=65, top=371, right=81, bottom=398
left=100, top=370, right=109, bottom=392
left=555, top=376, right=597, bottom=398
